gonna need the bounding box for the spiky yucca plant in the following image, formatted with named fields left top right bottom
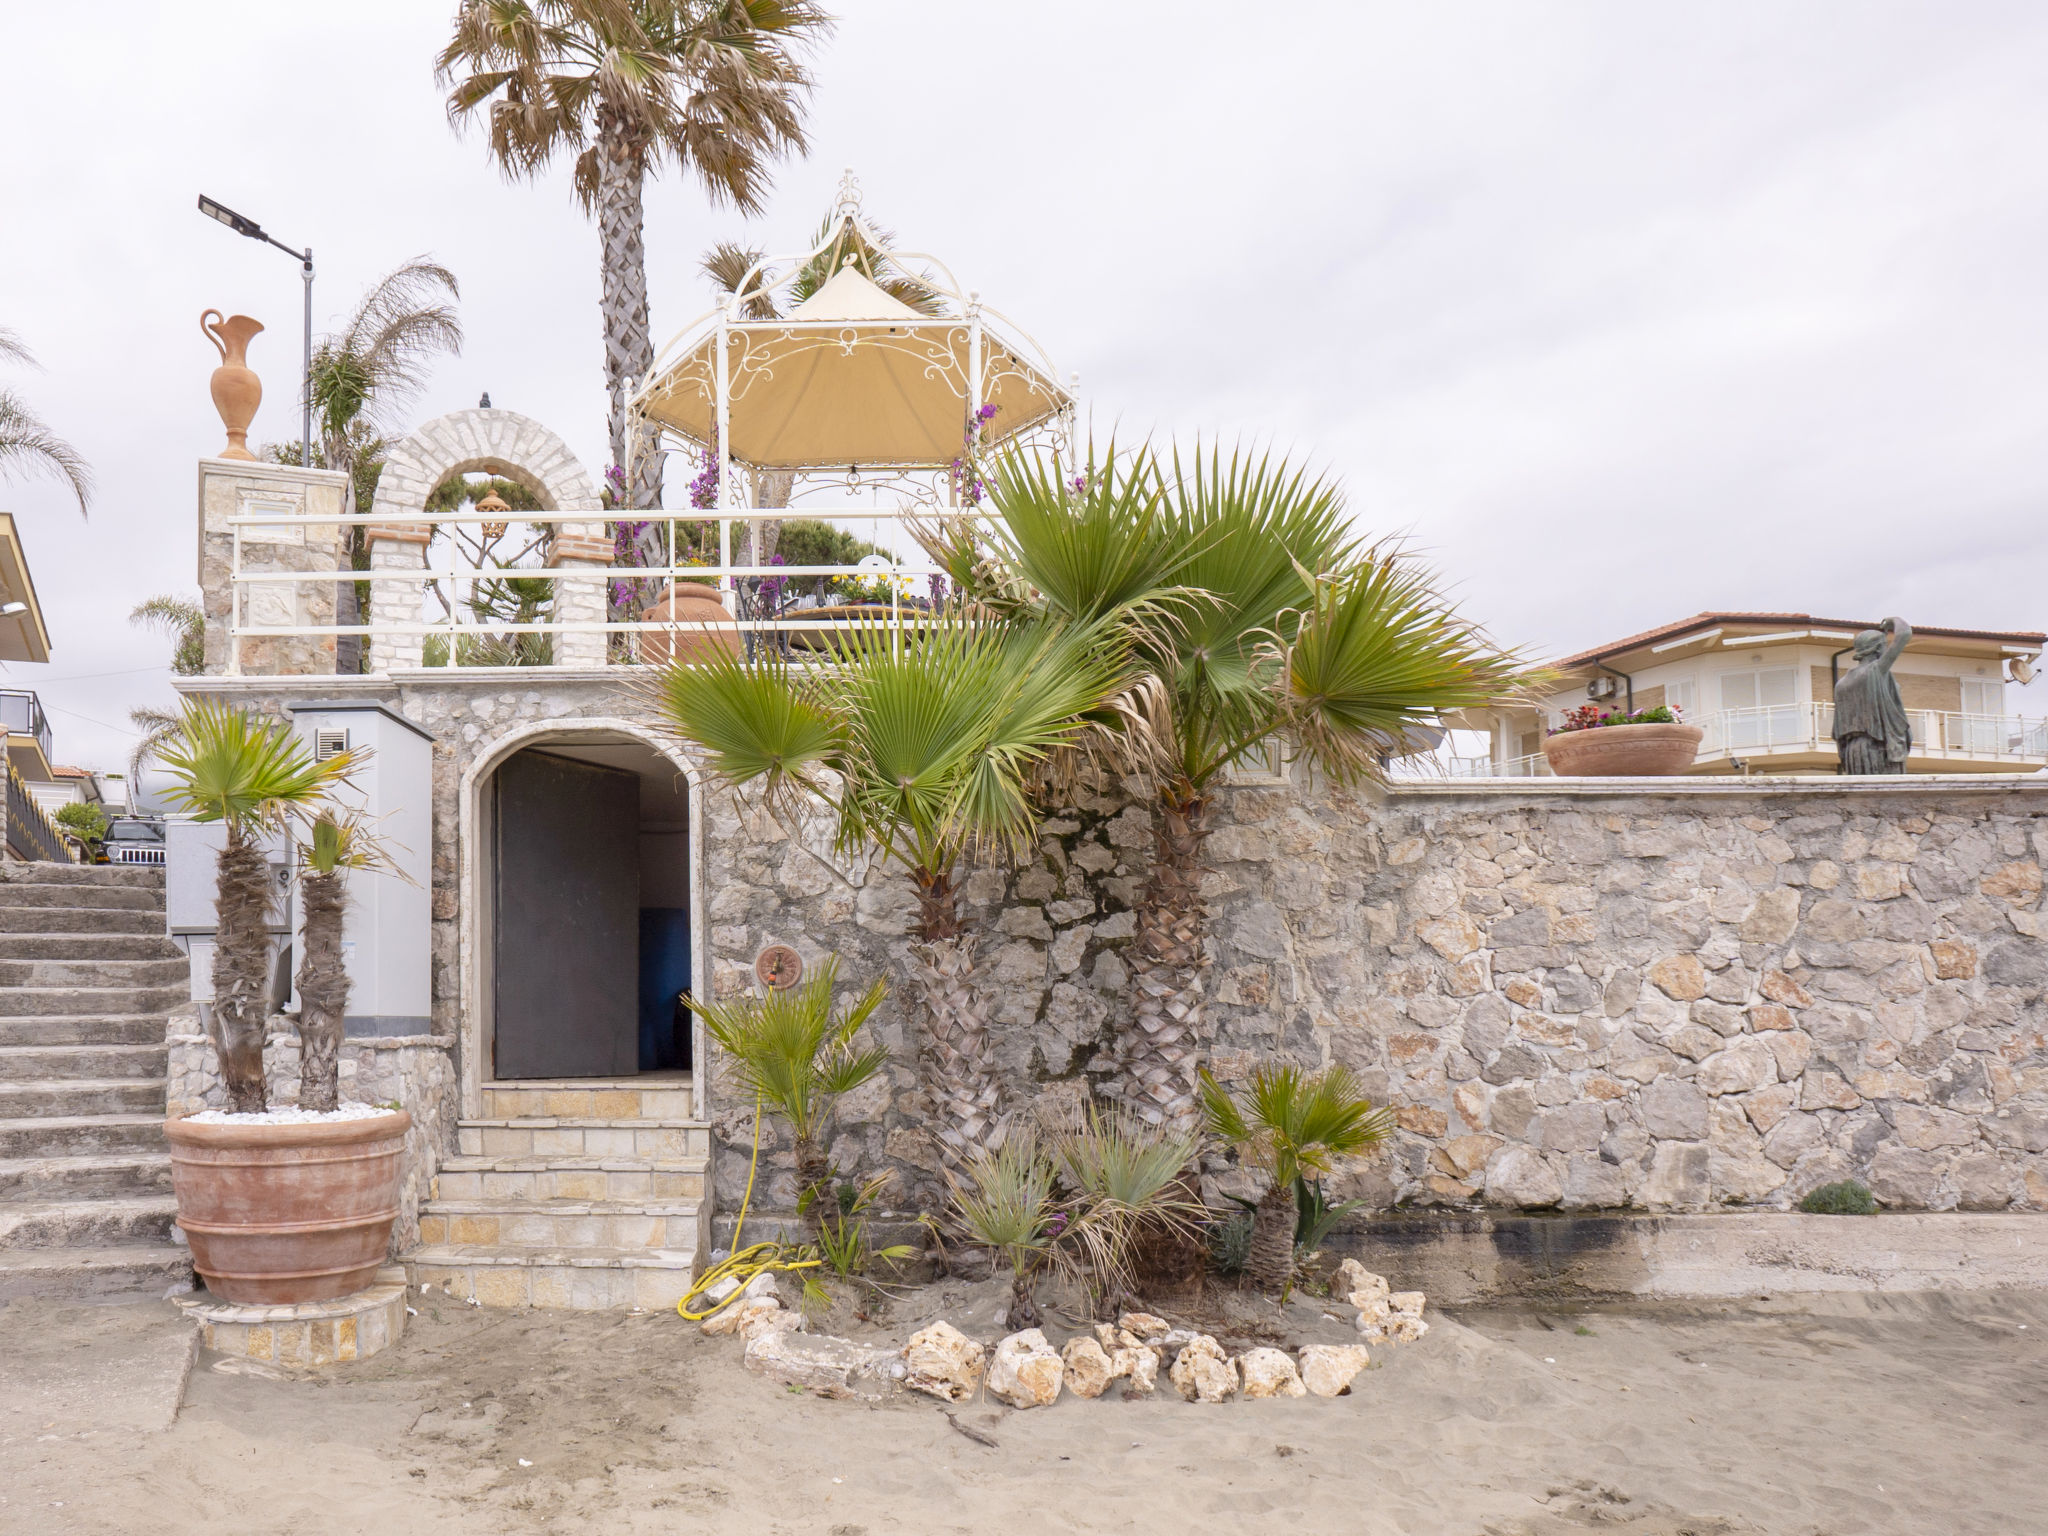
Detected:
left=684, top=957, right=888, bottom=1232
left=1199, top=1064, right=1393, bottom=1295
left=156, top=702, right=357, bottom=1113
left=943, top=1134, right=1061, bottom=1328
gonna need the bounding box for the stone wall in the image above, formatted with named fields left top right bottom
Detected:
left=184, top=672, right=2048, bottom=1220
left=167, top=1007, right=456, bottom=1249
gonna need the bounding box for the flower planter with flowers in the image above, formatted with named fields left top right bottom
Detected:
left=1542, top=703, right=1702, bottom=776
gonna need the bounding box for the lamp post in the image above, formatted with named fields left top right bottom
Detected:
left=197, top=195, right=312, bottom=467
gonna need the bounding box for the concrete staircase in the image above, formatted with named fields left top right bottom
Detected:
left=0, top=864, right=193, bottom=1302
left=407, top=1079, right=710, bottom=1310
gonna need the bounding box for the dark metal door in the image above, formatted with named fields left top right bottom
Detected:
left=493, top=750, right=639, bottom=1079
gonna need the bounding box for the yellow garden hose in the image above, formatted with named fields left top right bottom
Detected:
left=677, top=1095, right=820, bottom=1322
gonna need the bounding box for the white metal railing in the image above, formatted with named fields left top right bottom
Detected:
left=224, top=503, right=952, bottom=672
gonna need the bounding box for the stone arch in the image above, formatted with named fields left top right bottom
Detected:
left=455, top=715, right=708, bottom=1119
left=364, top=409, right=608, bottom=672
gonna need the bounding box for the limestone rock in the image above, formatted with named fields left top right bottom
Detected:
left=1335, top=1259, right=1390, bottom=1310
left=744, top=1330, right=901, bottom=1401
left=1168, top=1335, right=1238, bottom=1403
left=902, top=1321, right=986, bottom=1403
left=987, top=1329, right=1064, bottom=1408
left=1112, top=1344, right=1160, bottom=1394
left=1695, top=1036, right=1779, bottom=1096
left=1648, top=954, right=1708, bottom=1002
left=1061, top=1336, right=1115, bottom=1399
left=1298, top=1343, right=1372, bottom=1397
left=702, top=1294, right=785, bottom=1338
left=1117, top=1311, right=1171, bottom=1342
left=1389, top=1291, right=1426, bottom=1318
left=1484, top=1145, right=1562, bottom=1207
left=1239, top=1347, right=1307, bottom=1399
left=740, top=1303, right=804, bottom=1344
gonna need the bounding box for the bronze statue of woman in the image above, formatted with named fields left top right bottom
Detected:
left=1832, top=616, right=1912, bottom=773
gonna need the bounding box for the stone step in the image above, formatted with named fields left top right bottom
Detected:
left=456, top=1117, right=711, bottom=1160
left=0, top=984, right=189, bottom=1018
left=432, top=1154, right=707, bottom=1204
left=0, top=1079, right=169, bottom=1120
left=0, top=1043, right=170, bottom=1082
left=0, top=882, right=165, bottom=911
left=0, top=1243, right=192, bottom=1303
left=0, top=1114, right=168, bottom=1158
left=406, top=1242, right=697, bottom=1312
left=0, top=932, right=183, bottom=960
left=0, top=1195, right=181, bottom=1250
left=479, top=1080, right=695, bottom=1121
left=0, top=904, right=165, bottom=935
left=0, top=1014, right=169, bottom=1048
left=0, top=955, right=190, bottom=988
left=0, top=863, right=163, bottom=890
left=419, top=1197, right=705, bottom=1251
left=0, top=1151, right=174, bottom=1200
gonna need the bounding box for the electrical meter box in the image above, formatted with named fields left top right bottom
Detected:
left=287, top=701, right=434, bottom=1036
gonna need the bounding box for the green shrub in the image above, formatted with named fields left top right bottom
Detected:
left=1798, top=1179, right=1878, bottom=1215
left=1208, top=1207, right=1254, bottom=1276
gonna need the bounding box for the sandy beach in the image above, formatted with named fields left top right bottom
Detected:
left=4, top=1282, right=2044, bottom=1536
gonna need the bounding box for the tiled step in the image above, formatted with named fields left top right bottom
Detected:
left=0, top=1195, right=180, bottom=1249
left=0, top=905, right=164, bottom=935
left=456, top=1117, right=711, bottom=1160
left=0, top=1079, right=169, bottom=1120
left=0, top=1014, right=168, bottom=1048
left=0, top=1114, right=169, bottom=1158
left=0, top=984, right=189, bottom=1018
left=479, top=1080, right=695, bottom=1120
left=0, top=956, right=190, bottom=988
left=419, top=1197, right=703, bottom=1250
left=0, top=864, right=163, bottom=890
left=0, top=1043, right=170, bottom=1081
left=0, top=883, right=164, bottom=911
left=0, top=933, right=182, bottom=960
left=0, top=1151, right=173, bottom=1200
left=407, top=1243, right=698, bottom=1311
left=431, top=1154, right=707, bottom=1204
left=0, top=1243, right=192, bottom=1303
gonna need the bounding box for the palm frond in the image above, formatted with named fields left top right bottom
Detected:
left=643, top=646, right=842, bottom=822
left=0, top=386, right=92, bottom=515
left=1201, top=1063, right=1392, bottom=1189
left=153, top=698, right=359, bottom=835
left=942, top=1134, right=1059, bottom=1274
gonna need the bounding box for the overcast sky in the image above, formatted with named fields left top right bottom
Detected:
left=3, top=1, right=2045, bottom=773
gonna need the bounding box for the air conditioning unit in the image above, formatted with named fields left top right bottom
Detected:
left=1586, top=676, right=1618, bottom=701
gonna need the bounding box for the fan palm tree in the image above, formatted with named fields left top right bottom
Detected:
left=1198, top=1063, right=1392, bottom=1295
left=684, top=955, right=888, bottom=1233
left=938, top=442, right=1531, bottom=1135
left=649, top=616, right=1127, bottom=1167
left=437, top=0, right=832, bottom=514
left=0, top=327, right=91, bottom=515
left=155, top=701, right=358, bottom=1113
left=296, top=809, right=401, bottom=1112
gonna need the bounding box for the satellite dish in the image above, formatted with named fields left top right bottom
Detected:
left=2010, top=657, right=2035, bottom=685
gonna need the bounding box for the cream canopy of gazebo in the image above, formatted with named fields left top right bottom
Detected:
left=629, top=175, right=1074, bottom=480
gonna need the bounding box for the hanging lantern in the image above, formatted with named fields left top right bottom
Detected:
left=475, top=487, right=511, bottom=542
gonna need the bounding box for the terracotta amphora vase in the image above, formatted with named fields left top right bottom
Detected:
left=201, top=309, right=264, bottom=461
left=637, top=581, right=741, bottom=665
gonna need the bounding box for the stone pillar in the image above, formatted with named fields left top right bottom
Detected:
left=547, top=521, right=613, bottom=668
left=365, top=524, right=431, bottom=673
left=197, top=459, right=348, bottom=675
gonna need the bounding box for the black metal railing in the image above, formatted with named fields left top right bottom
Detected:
left=0, top=688, right=53, bottom=764
left=6, top=756, right=72, bottom=863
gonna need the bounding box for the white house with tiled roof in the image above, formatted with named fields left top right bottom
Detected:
left=1452, top=611, right=2047, bottom=776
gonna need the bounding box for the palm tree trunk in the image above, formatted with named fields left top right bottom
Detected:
left=211, top=826, right=273, bottom=1114
left=910, top=869, right=1002, bottom=1168
left=295, top=869, right=349, bottom=1112
left=1245, top=1177, right=1297, bottom=1295
left=1120, top=781, right=1212, bottom=1132
left=795, top=1132, right=831, bottom=1237
left=1007, top=1265, right=1042, bottom=1331
left=596, top=112, right=664, bottom=521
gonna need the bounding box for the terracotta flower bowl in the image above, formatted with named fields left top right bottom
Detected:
left=1542, top=721, right=1703, bottom=777
left=165, top=1109, right=410, bottom=1304
left=636, top=581, right=741, bottom=666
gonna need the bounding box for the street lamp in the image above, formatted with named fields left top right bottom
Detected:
left=197, top=195, right=312, bottom=467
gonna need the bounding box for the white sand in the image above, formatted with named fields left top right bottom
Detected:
left=185, top=1102, right=393, bottom=1125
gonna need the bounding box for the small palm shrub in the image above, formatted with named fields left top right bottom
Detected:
left=1799, top=1179, right=1878, bottom=1215
left=294, top=810, right=400, bottom=1112
left=684, top=957, right=888, bottom=1234
left=1199, top=1063, right=1393, bottom=1296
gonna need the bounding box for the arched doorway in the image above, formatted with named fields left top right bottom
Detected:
left=461, top=722, right=702, bottom=1115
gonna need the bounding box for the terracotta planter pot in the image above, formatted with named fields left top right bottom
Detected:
left=1542, top=721, right=1703, bottom=777
left=166, top=1109, right=410, bottom=1303
left=637, top=581, right=741, bottom=666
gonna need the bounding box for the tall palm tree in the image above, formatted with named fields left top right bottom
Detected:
left=939, top=442, right=1531, bottom=1134
left=437, top=0, right=832, bottom=515
left=0, top=327, right=92, bottom=515
left=156, top=701, right=358, bottom=1113
left=649, top=617, right=1126, bottom=1168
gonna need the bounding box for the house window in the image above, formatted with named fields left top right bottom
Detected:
left=1664, top=677, right=1697, bottom=721
left=1958, top=677, right=2004, bottom=753
left=1718, top=667, right=1799, bottom=749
